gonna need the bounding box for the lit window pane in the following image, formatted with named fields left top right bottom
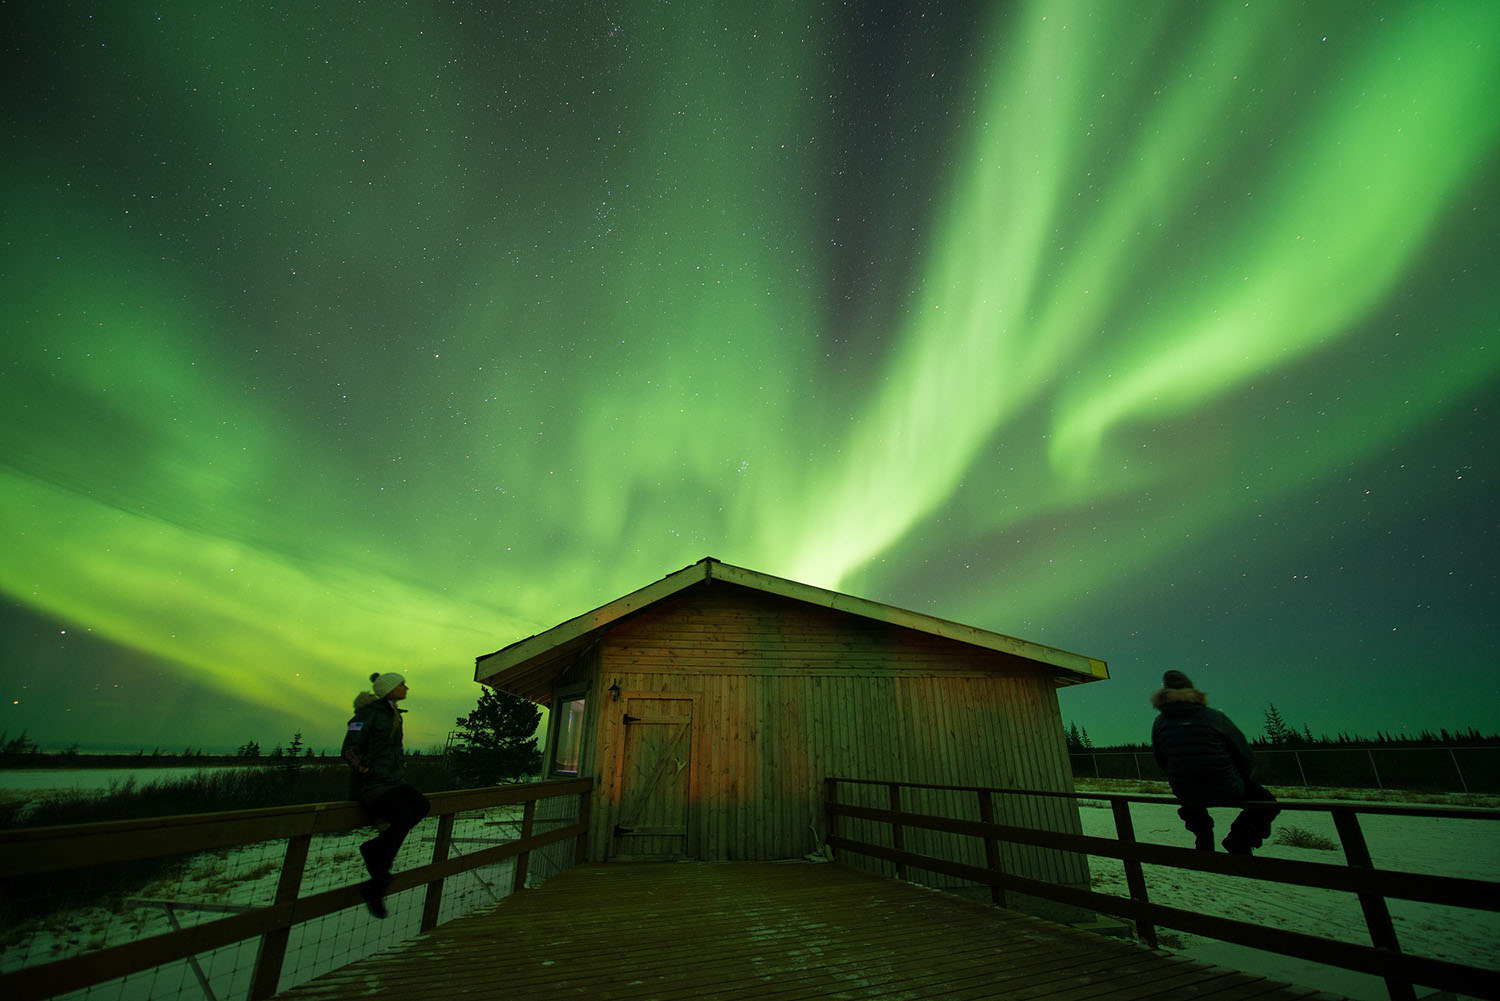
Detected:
left=551, top=697, right=586, bottom=775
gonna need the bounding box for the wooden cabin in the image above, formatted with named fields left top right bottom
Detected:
left=475, top=557, right=1108, bottom=904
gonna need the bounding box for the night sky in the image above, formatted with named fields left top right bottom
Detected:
left=3, top=2, right=1496, bottom=756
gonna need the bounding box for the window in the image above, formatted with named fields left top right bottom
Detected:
left=550, top=695, right=587, bottom=776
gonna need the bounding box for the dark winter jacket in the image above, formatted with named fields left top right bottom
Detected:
left=1150, top=687, right=1256, bottom=806
left=341, top=697, right=407, bottom=802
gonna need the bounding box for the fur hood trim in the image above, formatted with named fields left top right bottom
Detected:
left=1152, top=686, right=1208, bottom=710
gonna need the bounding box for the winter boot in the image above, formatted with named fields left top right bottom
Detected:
left=360, top=878, right=389, bottom=919
left=359, top=839, right=390, bottom=882
left=1221, top=835, right=1253, bottom=856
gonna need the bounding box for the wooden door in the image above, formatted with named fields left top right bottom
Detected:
left=612, top=695, right=694, bottom=860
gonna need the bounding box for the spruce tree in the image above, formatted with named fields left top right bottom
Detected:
left=450, top=688, right=544, bottom=787
left=1263, top=704, right=1291, bottom=744
left=282, top=732, right=306, bottom=779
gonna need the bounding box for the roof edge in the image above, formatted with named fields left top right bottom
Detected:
left=477, top=556, right=1107, bottom=688
left=704, top=559, right=1107, bottom=683
left=475, top=558, right=713, bottom=683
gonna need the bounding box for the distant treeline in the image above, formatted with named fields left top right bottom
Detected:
left=0, top=730, right=438, bottom=768
left=1067, top=704, right=1500, bottom=755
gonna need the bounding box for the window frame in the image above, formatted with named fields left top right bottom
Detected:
left=547, top=684, right=590, bottom=778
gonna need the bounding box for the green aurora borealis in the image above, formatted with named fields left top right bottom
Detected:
left=3, top=1, right=1497, bottom=752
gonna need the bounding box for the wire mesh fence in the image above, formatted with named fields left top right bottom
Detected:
left=0, top=780, right=590, bottom=1001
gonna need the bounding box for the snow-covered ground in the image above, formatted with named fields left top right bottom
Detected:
left=0, top=805, right=561, bottom=1001
left=1072, top=781, right=1500, bottom=1001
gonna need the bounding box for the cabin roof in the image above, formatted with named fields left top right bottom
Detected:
left=475, top=556, right=1108, bottom=702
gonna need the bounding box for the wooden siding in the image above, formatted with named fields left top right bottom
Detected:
left=574, top=584, right=1087, bottom=893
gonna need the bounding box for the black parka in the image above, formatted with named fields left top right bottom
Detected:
left=341, top=697, right=406, bottom=802
left=1150, top=687, right=1255, bottom=805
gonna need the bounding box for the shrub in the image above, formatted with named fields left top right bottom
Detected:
left=10, top=758, right=461, bottom=830
left=1273, top=825, right=1338, bottom=851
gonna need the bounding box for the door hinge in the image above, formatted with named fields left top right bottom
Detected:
left=622, top=713, right=640, bottom=725
left=613, top=824, right=634, bottom=838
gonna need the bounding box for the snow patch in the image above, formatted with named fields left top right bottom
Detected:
left=1076, top=794, right=1499, bottom=1001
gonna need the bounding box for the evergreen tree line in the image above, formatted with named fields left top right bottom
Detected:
left=217, top=690, right=545, bottom=785
left=1066, top=704, right=1499, bottom=754
left=2, top=688, right=545, bottom=784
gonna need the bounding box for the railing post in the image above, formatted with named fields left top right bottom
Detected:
left=977, top=790, right=1007, bottom=908
left=1331, top=807, right=1414, bottom=1001
left=1367, top=749, right=1385, bottom=789
left=512, top=799, right=538, bottom=893
left=575, top=782, right=592, bottom=864
left=824, top=778, right=840, bottom=847
left=420, top=812, right=455, bottom=933
left=248, top=832, right=310, bottom=1001
left=1449, top=749, right=1469, bottom=794
left=888, top=783, right=907, bottom=881
left=1110, top=800, right=1157, bottom=949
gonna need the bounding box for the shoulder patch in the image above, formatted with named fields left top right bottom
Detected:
left=347, top=721, right=364, bottom=731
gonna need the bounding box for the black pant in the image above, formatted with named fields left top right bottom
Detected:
left=1177, top=779, right=1280, bottom=850
left=361, top=783, right=430, bottom=876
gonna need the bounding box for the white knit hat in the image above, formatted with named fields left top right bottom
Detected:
left=370, top=672, right=405, bottom=698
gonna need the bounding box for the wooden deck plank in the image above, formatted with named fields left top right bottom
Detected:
left=273, top=862, right=1349, bottom=1001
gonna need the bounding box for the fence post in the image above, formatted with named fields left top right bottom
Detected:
left=420, top=812, right=456, bottom=933
left=1331, top=807, right=1413, bottom=1001
left=1110, top=800, right=1157, bottom=949
left=1367, top=750, right=1385, bottom=790
left=248, top=832, right=311, bottom=1001
left=1449, top=749, right=1469, bottom=794
left=512, top=799, right=538, bottom=893
left=977, top=790, right=1007, bottom=908
left=888, top=783, right=907, bottom=881
left=824, top=778, right=840, bottom=849
left=576, top=783, right=592, bottom=865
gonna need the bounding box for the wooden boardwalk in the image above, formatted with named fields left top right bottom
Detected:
left=273, top=862, right=1348, bottom=1001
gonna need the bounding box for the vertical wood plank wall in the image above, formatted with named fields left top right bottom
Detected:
left=574, top=583, right=1089, bottom=891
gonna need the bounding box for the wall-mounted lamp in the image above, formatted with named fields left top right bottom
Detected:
left=608, top=681, right=621, bottom=702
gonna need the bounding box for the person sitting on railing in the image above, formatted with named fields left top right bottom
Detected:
left=1151, top=670, right=1280, bottom=855
left=343, top=672, right=431, bottom=918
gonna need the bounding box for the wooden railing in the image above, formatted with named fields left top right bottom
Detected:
left=824, top=777, right=1500, bottom=1001
left=0, top=777, right=593, bottom=1001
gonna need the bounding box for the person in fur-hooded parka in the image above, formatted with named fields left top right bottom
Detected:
left=1151, top=670, right=1279, bottom=854
left=342, top=672, right=430, bottom=918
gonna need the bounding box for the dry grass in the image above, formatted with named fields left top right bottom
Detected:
left=1273, top=826, right=1339, bottom=851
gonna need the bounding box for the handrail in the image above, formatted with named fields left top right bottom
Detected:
left=824, top=777, right=1500, bottom=1001
left=0, top=777, right=594, bottom=1001
left=827, top=777, right=1499, bottom=819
